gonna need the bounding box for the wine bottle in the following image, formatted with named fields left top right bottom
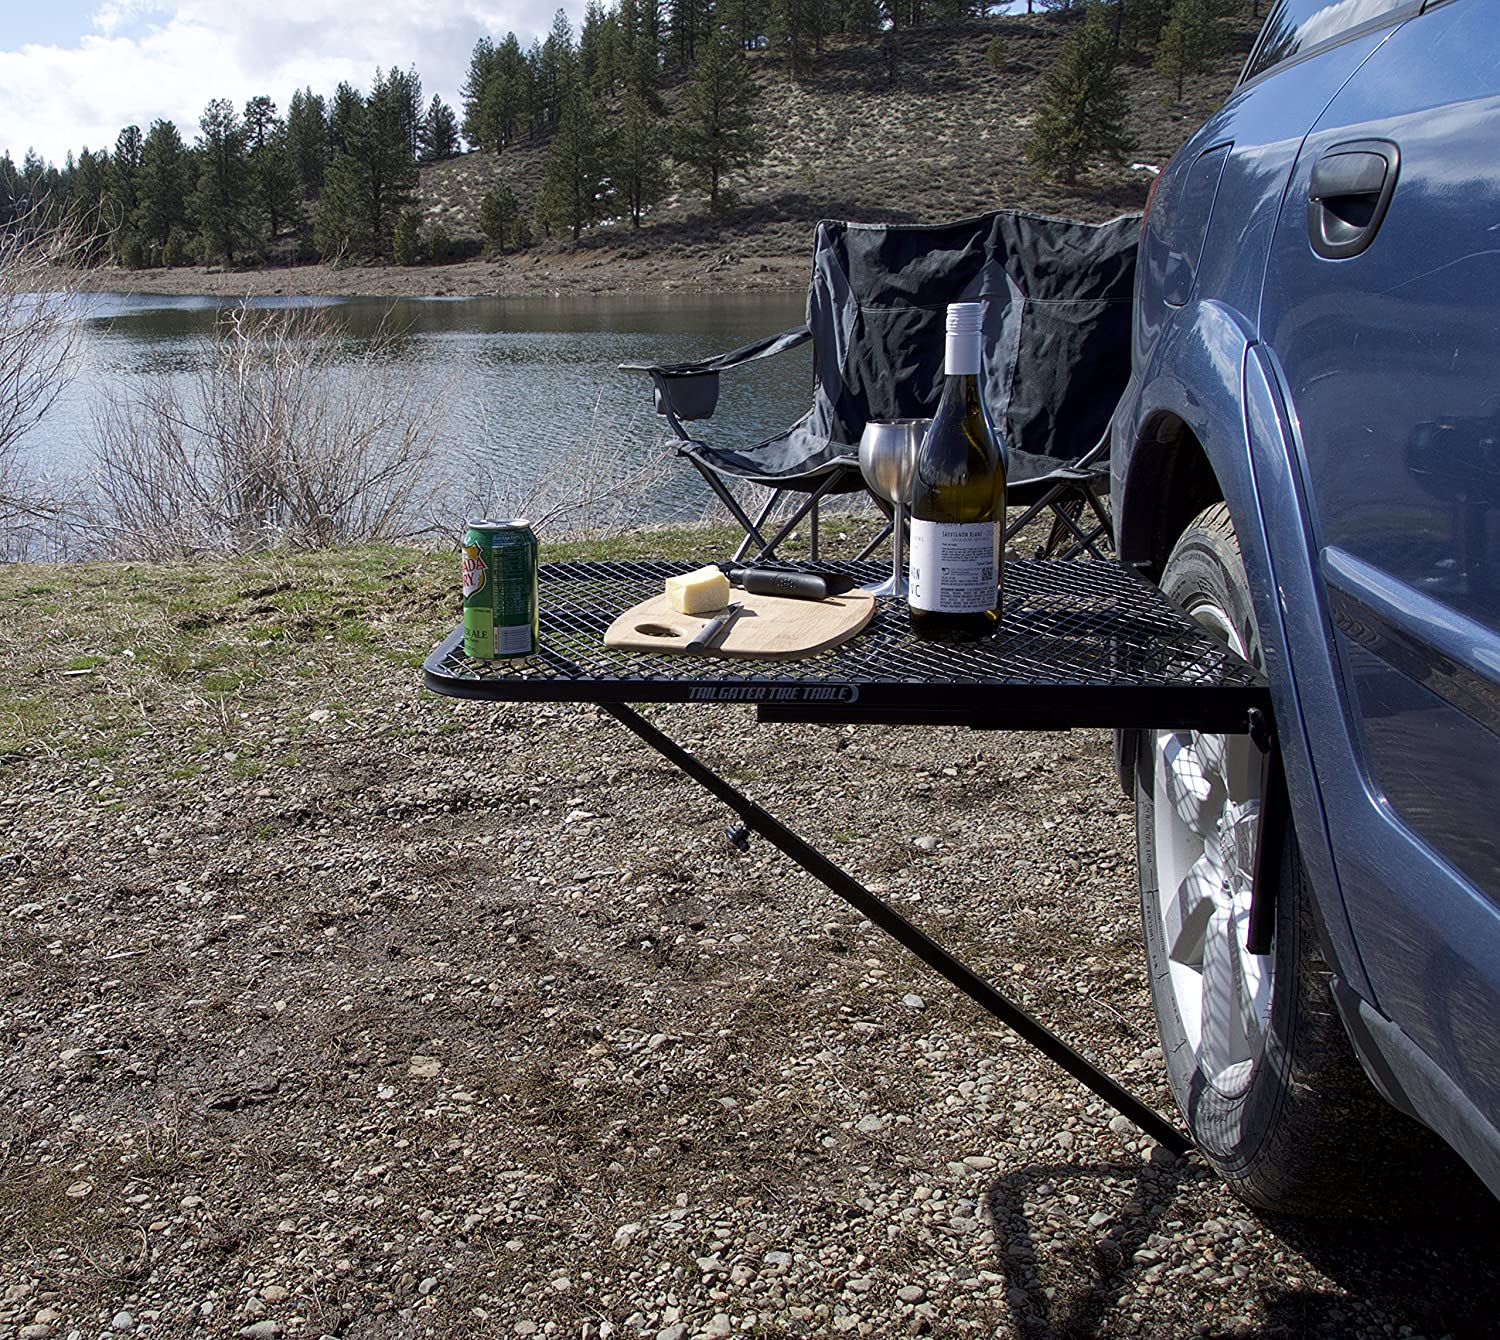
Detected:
left=907, top=301, right=1006, bottom=638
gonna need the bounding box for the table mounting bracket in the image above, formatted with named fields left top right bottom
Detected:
left=1245, top=708, right=1284, bottom=958
left=602, top=701, right=1193, bottom=1157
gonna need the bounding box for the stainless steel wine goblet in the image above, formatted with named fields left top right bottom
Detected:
left=857, top=418, right=930, bottom=596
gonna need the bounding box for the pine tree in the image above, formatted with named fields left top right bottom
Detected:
left=243, top=96, right=278, bottom=152
left=837, top=0, right=881, bottom=37
left=668, top=0, right=708, bottom=67
left=393, top=208, right=421, bottom=264
left=1119, top=0, right=1172, bottom=49
left=719, top=0, right=759, bottom=48
left=476, top=34, right=533, bottom=150
left=770, top=0, right=817, bottom=77
left=1155, top=0, right=1222, bottom=100
left=1024, top=5, right=1130, bottom=185
left=479, top=181, right=519, bottom=253
left=106, top=125, right=144, bottom=258
left=68, top=149, right=111, bottom=258
left=540, top=10, right=578, bottom=131
left=526, top=40, right=548, bottom=136
left=286, top=88, right=329, bottom=200
left=315, top=71, right=419, bottom=257
left=461, top=38, right=500, bottom=148
left=241, top=97, right=298, bottom=243
left=256, top=124, right=302, bottom=242
left=675, top=28, right=762, bottom=212
left=134, top=119, right=189, bottom=251
left=0, top=153, right=19, bottom=227
left=329, top=82, right=363, bottom=155
left=418, top=96, right=461, bottom=163
left=621, top=0, right=664, bottom=104
left=611, top=90, right=669, bottom=227
left=580, top=0, right=611, bottom=89
left=537, top=79, right=608, bottom=241
left=388, top=67, right=424, bottom=160
left=316, top=147, right=370, bottom=257
left=192, top=98, right=250, bottom=262
left=20, top=149, right=47, bottom=202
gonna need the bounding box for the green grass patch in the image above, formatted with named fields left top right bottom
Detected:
left=0, top=694, right=61, bottom=755
left=201, top=671, right=252, bottom=694
left=80, top=739, right=131, bottom=761
left=0, top=524, right=885, bottom=764
left=543, top=523, right=749, bottom=564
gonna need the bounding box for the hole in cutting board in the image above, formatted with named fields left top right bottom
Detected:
left=635, top=623, right=678, bottom=638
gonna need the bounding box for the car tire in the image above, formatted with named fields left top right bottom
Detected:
left=1137, top=502, right=1423, bottom=1215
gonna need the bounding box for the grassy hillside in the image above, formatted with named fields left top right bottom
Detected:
left=417, top=10, right=1256, bottom=261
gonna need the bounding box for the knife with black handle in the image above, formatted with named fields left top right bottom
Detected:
left=685, top=602, right=745, bottom=655
left=722, top=566, right=854, bottom=601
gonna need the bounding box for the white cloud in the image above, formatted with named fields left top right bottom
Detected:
left=1, top=0, right=562, bottom=164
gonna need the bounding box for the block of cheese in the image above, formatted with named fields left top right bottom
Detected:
left=665, top=565, right=731, bottom=615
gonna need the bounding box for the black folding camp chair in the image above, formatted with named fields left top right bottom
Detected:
left=622, top=210, right=1140, bottom=562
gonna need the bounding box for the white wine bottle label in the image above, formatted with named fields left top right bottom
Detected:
left=908, top=519, right=999, bottom=613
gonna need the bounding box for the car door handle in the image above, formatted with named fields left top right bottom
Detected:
left=1307, top=138, right=1400, bottom=259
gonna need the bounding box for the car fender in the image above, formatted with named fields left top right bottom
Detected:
left=1117, top=296, right=1373, bottom=1001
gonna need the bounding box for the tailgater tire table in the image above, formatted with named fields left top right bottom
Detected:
left=424, top=558, right=1275, bottom=1156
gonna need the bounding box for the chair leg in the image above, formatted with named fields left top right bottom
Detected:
left=809, top=498, right=819, bottom=561
left=732, top=490, right=784, bottom=563
left=753, top=473, right=846, bottom=562
left=1045, top=490, right=1114, bottom=560
left=689, top=457, right=776, bottom=559
left=855, top=496, right=896, bottom=562
left=1003, top=492, right=1056, bottom=552
left=1006, top=483, right=1114, bottom=560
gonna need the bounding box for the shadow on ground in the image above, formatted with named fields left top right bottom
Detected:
left=984, top=1153, right=1500, bottom=1339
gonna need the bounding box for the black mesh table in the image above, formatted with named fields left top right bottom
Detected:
left=424, top=559, right=1275, bottom=1155
left=424, top=558, right=1267, bottom=732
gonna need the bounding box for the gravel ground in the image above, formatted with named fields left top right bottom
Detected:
left=2, top=541, right=1497, bottom=1340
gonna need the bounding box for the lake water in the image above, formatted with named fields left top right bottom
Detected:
left=26, top=289, right=816, bottom=542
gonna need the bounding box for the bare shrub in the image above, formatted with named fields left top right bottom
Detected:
left=90, top=303, right=447, bottom=557
left=0, top=204, right=94, bottom=555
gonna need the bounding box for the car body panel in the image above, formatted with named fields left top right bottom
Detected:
left=1115, top=30, right=1403, bottom=1001
left=1258, top=0, right=1500, bottom=1123
left=1113, top=0, right=1500, bottom=1190
left=1134, top=27, right=1394, bottom=362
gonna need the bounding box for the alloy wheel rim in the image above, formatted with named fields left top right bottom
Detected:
left=1150, top=597, right=1273, bottom=1097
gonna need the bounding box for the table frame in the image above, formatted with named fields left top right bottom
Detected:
left=425, top=559, right=1282, bottom=1156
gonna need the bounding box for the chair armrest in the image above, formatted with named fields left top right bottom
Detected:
left=619, top=324, right=812, bottom=435
left=619, top=323, right=811, bottom=379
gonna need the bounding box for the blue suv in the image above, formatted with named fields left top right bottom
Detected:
left=1112, top=0, right=1499, bottom=1212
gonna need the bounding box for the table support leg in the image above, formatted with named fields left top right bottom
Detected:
left=602, top=702, right=1192, bottom=1157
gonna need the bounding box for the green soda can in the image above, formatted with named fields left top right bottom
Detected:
left=461, top=519, right=538, bottom=659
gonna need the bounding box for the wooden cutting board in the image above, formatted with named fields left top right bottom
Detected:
left=604, top=588, right=875, bottom=660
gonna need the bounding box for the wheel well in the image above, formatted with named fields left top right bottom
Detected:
left=1121, top=415, right=1224, bottom=580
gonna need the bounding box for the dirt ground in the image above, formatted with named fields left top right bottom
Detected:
left=2, top=535, right=1498, bottom=1340
left=50, top=251, right=810, bottom=303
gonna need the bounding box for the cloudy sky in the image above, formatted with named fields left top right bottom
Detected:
left=0, top=0, right=567, bottom=165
